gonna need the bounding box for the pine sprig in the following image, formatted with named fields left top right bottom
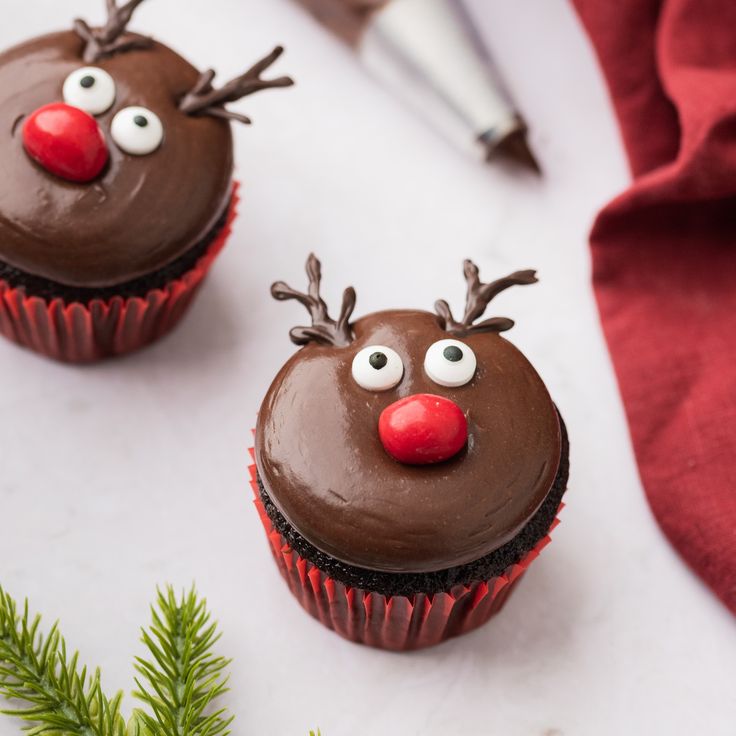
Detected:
left=0, top=586, right=125, bottom=736
left=133, top=587, right=233, bottom=736
left=0, top=585, right=236, bottom=736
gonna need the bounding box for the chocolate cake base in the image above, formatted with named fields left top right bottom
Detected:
left=0, top=188, right=238, bottom=362
left=258, top=412, right=569, bottom=598
left=0, top=199, right=231, bottom=303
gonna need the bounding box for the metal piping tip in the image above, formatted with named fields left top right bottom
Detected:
left=365, top=0, right=540, bottom=171
left=479, top=122, right=542, bottom=174
left=293, top=0, right=541, bottom=172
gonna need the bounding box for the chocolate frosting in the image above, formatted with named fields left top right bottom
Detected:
left=0, top=31, right=233, bottom=287
left=256, top=309, right=562, bottom=573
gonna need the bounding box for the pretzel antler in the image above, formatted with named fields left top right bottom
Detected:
left=74, top=0, right=152, bottom=63
left=180, top=46, right=294, bottom=124
left=271, top=254, right=356, bottom=347
left=435, top=261, right=537, bottom=336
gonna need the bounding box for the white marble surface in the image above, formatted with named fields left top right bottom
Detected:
left=1, top=1, right=734, bottom=734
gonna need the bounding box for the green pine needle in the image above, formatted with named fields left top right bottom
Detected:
left=0, top=585, right=235, bottom=736
left=133, top=587, right=233, bottom=736
left=0, top=586, right=125, bottom=736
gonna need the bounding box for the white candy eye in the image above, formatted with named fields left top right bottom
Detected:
left=111, top=107, right=164, bottom=155
left=424, top=339, right=477, bottom=387
left=63, top=67, right=116, bottom=115
left=352, top=345, right=404, bottom=391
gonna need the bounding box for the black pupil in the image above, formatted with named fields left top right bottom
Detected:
left=443, top=345, right=463, bottom=362
left=369, top=352, right=388, bottom=370
left=134, top=115, right=149, bottom=128
left=80, top=75, right=95, bottom=89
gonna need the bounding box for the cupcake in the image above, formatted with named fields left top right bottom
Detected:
left=0, top=0, right=292, bottom=362
left=251, top=254, right=569, bottom=650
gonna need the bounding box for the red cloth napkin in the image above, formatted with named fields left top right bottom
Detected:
left=571, top=0, right=736, bottom=613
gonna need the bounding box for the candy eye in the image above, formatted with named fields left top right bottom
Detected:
left=424, top=339, right=477, bottom=387
left=352, top=345, right=404, bottom=391
left=110, top=107, right=164, bottom=155
left=63, top=67, right=116, bottom=115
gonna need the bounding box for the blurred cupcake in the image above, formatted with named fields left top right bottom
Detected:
left=0, top=0, right=292, bottom=362
left=251, top=254, right=569, bottom=650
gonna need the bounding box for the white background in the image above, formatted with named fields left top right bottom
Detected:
left=1, top=1, right=734, bottom=735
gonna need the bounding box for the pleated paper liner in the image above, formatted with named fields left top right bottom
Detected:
left=0, top=184, right=240, bottom=363
left=249, top=449, right=563, bottom=651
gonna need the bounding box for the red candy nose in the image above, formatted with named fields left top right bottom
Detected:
left=22, top=103, right=108, bottom=183
left=378, top=393, right=468, bottom=465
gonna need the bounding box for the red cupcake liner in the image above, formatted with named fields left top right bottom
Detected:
left=248, top=448, right=563, bottom=651
left=0, top=184, right=240, bottom=363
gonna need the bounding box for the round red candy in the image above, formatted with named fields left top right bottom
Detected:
left=22, top=103, right=108, bottom=183
left=378, top=393, right=468, bottom=465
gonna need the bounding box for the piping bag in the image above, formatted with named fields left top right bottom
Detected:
left=294, top=0, right=540, bottom=172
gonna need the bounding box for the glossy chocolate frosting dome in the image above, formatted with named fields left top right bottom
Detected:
left=0, top=31, right=233, bottom=287
left=255, top=309, right=562, bottom=574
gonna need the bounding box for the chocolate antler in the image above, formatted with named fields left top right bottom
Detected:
left=435, top=261, right=537, bottom=336
left=272, top=254, right=356, bottom=347
left=74, top=0, right=152, bottom=63
left=180, top=46, right=294, bottom=124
